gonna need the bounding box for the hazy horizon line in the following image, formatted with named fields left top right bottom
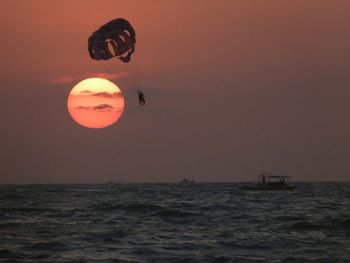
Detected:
left=1, top=180, right=349, bottom=186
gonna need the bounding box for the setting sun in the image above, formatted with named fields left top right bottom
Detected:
left=67, top=78, right=124, bottom=129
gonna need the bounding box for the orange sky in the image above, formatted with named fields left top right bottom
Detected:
left=1, top=1, right=350, bottom=183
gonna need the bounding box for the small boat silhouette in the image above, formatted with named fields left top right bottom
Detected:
left=239, top=172, right=295, bottom=191
left=179, top=178, right=196, bottom=184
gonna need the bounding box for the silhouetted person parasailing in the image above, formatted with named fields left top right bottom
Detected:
left=137, top=90, right=146, bottom=105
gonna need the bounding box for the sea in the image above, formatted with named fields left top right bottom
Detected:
left=0, top=183, right=349, bottom=263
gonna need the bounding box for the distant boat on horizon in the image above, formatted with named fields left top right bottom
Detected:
left=179, top=178, right=196, bottom=184
left=239, top=172, right=295, bottom=191
left=105, top=180, right=122, bottom=186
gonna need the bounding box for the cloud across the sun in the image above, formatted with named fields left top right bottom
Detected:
left=75, top=104, right=114, bottom=112
left=78, top=90, right=122, bottom=98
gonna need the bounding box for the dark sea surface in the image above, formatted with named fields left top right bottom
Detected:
left=0, top=183, right=350, bottom=263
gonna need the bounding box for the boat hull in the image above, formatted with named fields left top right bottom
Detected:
left=239, top=185, right=295, bottom=191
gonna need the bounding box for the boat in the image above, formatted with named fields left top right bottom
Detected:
left=179, top=178, right=196, bottom=184
left=239, top=173, right=295, bottom=191
left=104, top=180, right=122, bottom=187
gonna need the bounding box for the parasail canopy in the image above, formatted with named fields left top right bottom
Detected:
left=88, top=18, right=136, bottom=63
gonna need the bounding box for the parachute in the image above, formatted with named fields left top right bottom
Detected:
left=88, top=18, right=136, bottom=63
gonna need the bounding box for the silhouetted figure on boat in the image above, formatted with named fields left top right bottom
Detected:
left=137, top=90, right=146, bottom=105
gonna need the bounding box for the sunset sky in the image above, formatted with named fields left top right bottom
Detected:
left=1, top=0, right=350, bottom=183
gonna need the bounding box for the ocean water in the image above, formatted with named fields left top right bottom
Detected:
left=0, top=183, right=349, bottom=263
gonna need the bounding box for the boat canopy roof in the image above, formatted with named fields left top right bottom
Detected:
left=261, top=173, right=291, bottom=179
left=267, top=175, right=290, bottom=178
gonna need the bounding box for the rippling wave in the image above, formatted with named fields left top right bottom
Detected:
left=0, top=183, right=349, bottom=262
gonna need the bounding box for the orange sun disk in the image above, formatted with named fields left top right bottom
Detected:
left=67, top=78, right=125, bottom=129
